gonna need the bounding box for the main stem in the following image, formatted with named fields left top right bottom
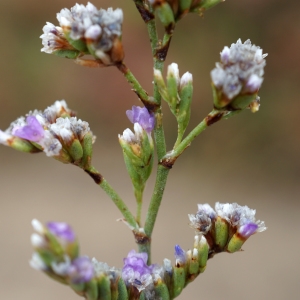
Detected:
left=142, top=13, right=173, bottom=262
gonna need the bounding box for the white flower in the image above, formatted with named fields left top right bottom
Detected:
left=39, top=130, right=62, bottom=157
left=211, top=39, right=267, bottom=99
left=42, top=100, right=71, bottom=124
left=119, top=123, right=144, bottom=144
left=40, top=22, right=72, bottom=54
left=51, top=255, right=71, bottom=276
left=29, top=252, right=47, bottom=271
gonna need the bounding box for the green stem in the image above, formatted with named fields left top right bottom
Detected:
left=85, top=166, right=139, bottom=230
left=140, top=9, right=175, bottom=263
left=130, top=3, right=173, bottom=263
left=144, top=165, right=170, bottom=237
left=116, top=62, right=158, bottom=107
left=163, top=109, right=231, bottom=164
left=174, top=126, right=184, bottom=149
left=135, top=189, right=143, bottom=226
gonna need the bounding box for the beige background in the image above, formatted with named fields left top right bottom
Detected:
left=0, top=0, right=299, bottom=299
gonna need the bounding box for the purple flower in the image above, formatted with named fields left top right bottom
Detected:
left=122, top=250, right=151, bottom=278
left=174, top=245, right=186, bottom=265
left=215, top=202, right=267, bottom=235
left=238, top=221, right=259, bottom=238
left=67, top=256, right=94, bottom=284
left=122, top=250, right=159, bottom=291
left=47, top=222, right=75, bottom=243
left=12, top=116, right=44, bottom=142
left=126, top=106, right=155, bottom=133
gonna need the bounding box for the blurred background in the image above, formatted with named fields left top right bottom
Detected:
left=0, top=0, right=299, bottom=299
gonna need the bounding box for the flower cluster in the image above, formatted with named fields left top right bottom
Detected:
left=30, top=220, right=94, bottom=284
left=41, top=2, right=124, bottom=64
left=211, top=39, right=267, bottom=107
left=0, top=101, right=95, bottom=167
left=122, top=250, right=162, bottom=294
left=154, top=63, right=193, bottom=145
left=189, top=202, right=266, bottom=253
left=119, top=106, right=155, bottom=201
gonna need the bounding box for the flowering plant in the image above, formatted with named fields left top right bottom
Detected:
left=0, top=1, right=267, bottom=299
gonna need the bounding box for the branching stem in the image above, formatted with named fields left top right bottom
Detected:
left=85, top=166, right=139, bottom=230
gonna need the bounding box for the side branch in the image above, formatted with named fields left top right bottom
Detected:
left=116, top=62, right=159, bottom=112
left=133, top=0, right=155, bottom=23
left=161, top=109, right=233, bottom=167
left=85, top=166, right=139, bottom=230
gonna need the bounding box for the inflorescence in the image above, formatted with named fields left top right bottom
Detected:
left=1, top=1, right=268, bottom=299
left=29, top=202, right=265, bottom=299
left=41, top=2, right=124, bottom=65
left=211, top=39, right=267, bottom=111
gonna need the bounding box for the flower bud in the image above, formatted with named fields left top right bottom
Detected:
left=187, top=248, right=199, bottom=275
left=194, top=235, right=208, bottom=273
left=172, top=263, right=185, bottom=297
left=177, top=71, right=193, bottom=138
left=95, top=275, right=110, bottom=300
left=120, top=107, right=155, bottom=200
left=166, top=63, right=180, bottom=113
left=154, top=279, right=170, bottom=300
left=153, top=68, right=169, bottom=101
left=154, top=63, right=193, bottom=144
left=149, top=1, right=175, bottom=32
left=214, top=216, right=229, bottom=250
left=174, top=245, right=186, bottom=267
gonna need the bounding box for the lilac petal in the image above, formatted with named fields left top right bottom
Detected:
left=123, top=250, right=150, bottom=276
left=68, top=256, right=94, bottom=284
left=13, top=116, right=44, bottom=142
left=126, top=109, right=134, bottom=123
left=46, top=222, right=75, bottom=242
left=174, top=245, right=186, bottom=264
left=126, top=106, right=155, bottom=133
left=238, top=222, right=258, bottom=238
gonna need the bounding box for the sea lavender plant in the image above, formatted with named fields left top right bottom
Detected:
left=0, top=1, right=267, bottom=299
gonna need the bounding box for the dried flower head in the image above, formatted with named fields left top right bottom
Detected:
left=0, top=100, right=95, bottom=163
left=211, top=39, right=267, bottom=100
left=215, top=202, right=267, bottom=237
left=122, top=250, right=162, bottom=293
left=40, top=2, right=125, bottom=64
left=40, top=22, right=77, bottom=55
